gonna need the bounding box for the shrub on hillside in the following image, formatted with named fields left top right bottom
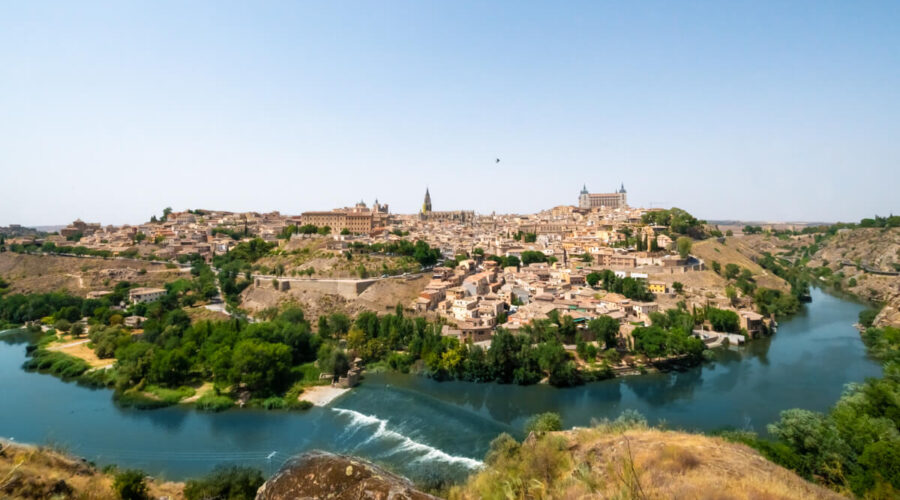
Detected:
left=184, top=465, right=264, bottom=500
left=113, top=469, right=148, bottom=500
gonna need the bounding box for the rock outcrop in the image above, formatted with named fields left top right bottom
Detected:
left=256, top=450, right=437, bottom=500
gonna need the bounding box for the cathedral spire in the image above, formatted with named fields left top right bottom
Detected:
left=422, top=187, right=432, bottom=214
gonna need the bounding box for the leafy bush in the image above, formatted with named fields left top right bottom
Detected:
left=113, top=469, right=148, bottom=500
left=114, top=390, right=174, bottom=410
left=144, top=385, right=195, bottom=404
left=859, top=308, right=880, bottom=328
left=262, top=396, right=286, bottom=410
left=184, top=465, right=264, bottom=500
left=525, top=412, right=563, bottom=434
left=195, top=393, right=234, bottom=412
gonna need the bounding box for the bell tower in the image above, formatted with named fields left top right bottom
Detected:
left=422, top=187, right=432, bottom=214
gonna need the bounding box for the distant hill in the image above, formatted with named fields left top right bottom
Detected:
left=0, top=225, right=45, bottom=237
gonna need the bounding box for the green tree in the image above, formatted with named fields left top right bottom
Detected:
left=585, top=272, right=600, bottom=287
left=711, top=260, right=721, bottom=275
left=70, top=322, right=85, bottom=338
left=767, top=409, right=851, bottom=483
left=672, top=281, right=684, bottom=293
left=486, top=330, right=521, bottom=383
left=588, top=315, right=620, bottom=350
left=631, top=325, right=668, bottom=360
left=521, top=251, right=549, bottom=266
left=708, top=307, right=740, bottom=333
left=725, top=263, right=740, bottom=280
left=676, top=237, right=692, bottom=259
left=230, top=339, right=292, bottom=395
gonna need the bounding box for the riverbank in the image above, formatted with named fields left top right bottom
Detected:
left=0, top=288, right=880, bottom=484
left=300, top=385, right=350, bottom=406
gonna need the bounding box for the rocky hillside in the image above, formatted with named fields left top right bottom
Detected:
left=0, top=440, right=183, bottom=500
left=256, top=451, right=436, bottom=500
left=810, top=228, right=900, bottom=327
left=0, top=253, right=183, bottom=296
left=240, top=274, right=430, bottom=320
left=450, top=425, right=842, bottom=500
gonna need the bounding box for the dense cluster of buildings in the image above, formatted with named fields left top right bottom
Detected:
left=5, top=183, right=769, bottom=347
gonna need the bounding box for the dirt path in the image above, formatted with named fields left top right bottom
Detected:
left=47, top=339, right=90, bottom=350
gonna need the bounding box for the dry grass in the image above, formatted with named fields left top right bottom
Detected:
left=47, top=336, right=115, bottom=369
left=451, top=427, right=844, bottom=500
left=692, top=238, right=788, bottom=291
left=0, top=440, right=183, bottom=499
left=0, top=253, right=182, bottom=296
left=184, top=305, right=231, bottom=323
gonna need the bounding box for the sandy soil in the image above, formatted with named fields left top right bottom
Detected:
left=299, top=385, right=350, bottom=407
left=181, top=382, right=214, bottom=403
left=48, top=337, right=115, bottom=369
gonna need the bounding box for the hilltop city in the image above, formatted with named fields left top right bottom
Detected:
left=2, top=185, right=777, bottom=361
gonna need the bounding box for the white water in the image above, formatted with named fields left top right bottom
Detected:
left=332, top=408, right=484, bottom=469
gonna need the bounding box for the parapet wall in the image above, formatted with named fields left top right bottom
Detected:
left=254, top=276, right=379, bottom=298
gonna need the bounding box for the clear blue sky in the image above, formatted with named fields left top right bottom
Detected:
left=1, top=1, right=898, bottom=226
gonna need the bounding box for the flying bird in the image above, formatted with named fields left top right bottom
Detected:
left=495, top=158, right=501, bottom=164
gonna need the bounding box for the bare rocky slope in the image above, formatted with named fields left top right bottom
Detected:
left=811, top=227, right=900, bottom=327
left=0, top=252, right=183, bottom=296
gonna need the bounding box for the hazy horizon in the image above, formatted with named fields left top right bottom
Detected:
left=2, top=1, right=898, bottom=226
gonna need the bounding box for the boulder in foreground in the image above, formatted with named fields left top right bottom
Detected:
left=256, top=450, right=438, bottom=500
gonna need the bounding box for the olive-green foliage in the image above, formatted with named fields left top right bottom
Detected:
left=113, top=469, right=148, bottom=500
left=859, top=308, right=880, bottom=328
left=676, top=236, right=693, bottom=259
left=114, top=390, right=173, bottom=410
left=183, top=465, right=264, bottom=500
left=588, top=315, right=619, bottom=349
left=642, top=208, right=706, bottom=238
left=526, top=412, right=563, bottom=433
left=633, top=308, right=705, bottom=361
left=195, top=393, right=235, bottom=412
left=22, top=347, right=91, bottom=379
left=706, top=307, right=740, bottom=333
left=144, top=385, right=194, bottom=405
left=753, top=287, right=801, bottom=316
left=591, top=270, right=654, bottom=301
left=485, top=433, right=520, bottom=465
left=461, top=431, right=571, bottom=499
left=90, top=326, right=131, bottom=359
left=262, top=396, right=286, bottom=410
